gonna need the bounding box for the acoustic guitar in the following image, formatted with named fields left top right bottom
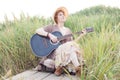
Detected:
left=30, top=27, right=94, bottom=57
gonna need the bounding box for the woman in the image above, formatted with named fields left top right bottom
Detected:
left=35, top=7, right=86, bottom=76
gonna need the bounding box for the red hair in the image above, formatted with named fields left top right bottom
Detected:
left=54, top=10, right=65, bottom=24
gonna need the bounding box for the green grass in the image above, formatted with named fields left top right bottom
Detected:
left=0, top=6, right=120, bottom=80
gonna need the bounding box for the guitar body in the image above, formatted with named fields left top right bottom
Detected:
left=30, top=27, right=94, bottom=57
left=30, top=31, right=62, bottom=57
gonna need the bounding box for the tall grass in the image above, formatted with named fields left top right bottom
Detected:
left=0, top=14, right=53, bottom=76
left=66, top=13, right=120, bottom=80
left=0, top=6, right=120, bottom=80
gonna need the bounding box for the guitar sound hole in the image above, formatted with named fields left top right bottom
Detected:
left=50, top=40, right=59, bottom=45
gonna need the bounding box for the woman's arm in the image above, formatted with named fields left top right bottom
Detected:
left=35, top=26, right=58, bottom=42
left=36, top=28, right=48, bottom=37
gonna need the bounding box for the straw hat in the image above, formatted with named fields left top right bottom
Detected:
left=53, top=7, right=68, bottom=23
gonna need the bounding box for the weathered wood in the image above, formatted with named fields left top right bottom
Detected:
left=43, top=74, right=79, bottom=80
left=6, top=70, right=79, bottom=80
left=6, top=70, right=37, bottom=80
left=27, top=72, right=51, bottom=80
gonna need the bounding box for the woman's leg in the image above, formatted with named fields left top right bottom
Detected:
left=43, top=59, right=55, bottom=69
left=70, top=51, right=80, bottom=67
left=34, top=56, right=55, bottom=72
left=54, top=41, right=84, bottom=75
left=34, top=57, right=47, bottom=71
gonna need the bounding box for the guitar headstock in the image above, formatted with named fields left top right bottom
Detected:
left=86, top=27, right=94, bottom=33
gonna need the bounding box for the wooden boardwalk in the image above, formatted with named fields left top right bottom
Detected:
left=6, top=70, right=80, bottom=80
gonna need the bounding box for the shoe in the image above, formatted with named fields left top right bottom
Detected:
left=45, top=67, right=55, bottom=73
left=33, top=65, right=42, bottom=71
left=34, top=64, right=55, bottom=73
left=54, top=66, right=63, bottom=76
left=33, top=64, right=46, bottom=71
left=75, top=64, right=88, bottom=78
left=75, top=66, right=81, bottom=76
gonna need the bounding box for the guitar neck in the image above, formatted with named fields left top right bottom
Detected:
left=57, top=31, right=83, bottom=41
left=57, top=27, right=94, bottom=41
left=58, top=34, right=72, bottom=41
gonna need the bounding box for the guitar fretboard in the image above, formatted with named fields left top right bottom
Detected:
left=57, top=27, right=93, bottom=41
left=58, top=34, right=73, bottom=41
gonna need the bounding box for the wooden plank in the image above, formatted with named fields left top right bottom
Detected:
left=34, top=72, right=51, bottom=80
left=6, top=70, right=80, bottom=80
left=6, top=70, right=37, bottom=80
left=42, top=74, right=79, bottom=80
left=26, top=72, right=51, bottom=80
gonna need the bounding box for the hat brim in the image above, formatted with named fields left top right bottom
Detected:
left=54, top=7, right=68, bottom=18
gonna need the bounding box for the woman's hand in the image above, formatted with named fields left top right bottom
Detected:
left=48, top=33, right=58, bottom=43
left=81, top=29, right=87, bottom=37
left=74, top=29, right=87, bottom=42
